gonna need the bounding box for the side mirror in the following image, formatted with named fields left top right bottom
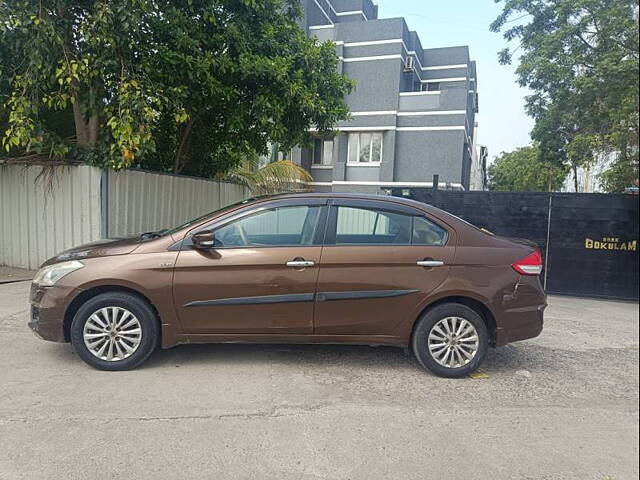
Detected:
left=192, top=230, right=216, bottom=249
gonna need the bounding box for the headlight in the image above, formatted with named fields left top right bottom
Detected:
left=33, top=260, right=84, bottom=287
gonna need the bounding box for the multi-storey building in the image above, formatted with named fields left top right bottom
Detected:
left=290, top=0, right=482, bottom=192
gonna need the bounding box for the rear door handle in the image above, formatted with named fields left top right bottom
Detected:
left=286, top=260, right=315, bottom=268
left=417, top=260, right=445, bottom=267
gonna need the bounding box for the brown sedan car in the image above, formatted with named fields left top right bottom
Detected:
left=29, top=193, right=546, bottom=377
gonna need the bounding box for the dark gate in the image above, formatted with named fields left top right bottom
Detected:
left=392, top=189, right=639, bottom=300
left=546, top=193, right=639, bottom=299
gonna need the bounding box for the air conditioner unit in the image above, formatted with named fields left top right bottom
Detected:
left=403, top=56, right=415, bottom=72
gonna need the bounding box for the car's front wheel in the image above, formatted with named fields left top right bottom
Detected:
left=70, top=292, right=159, bottom=371
left=412, top=303, right=489, bottom=378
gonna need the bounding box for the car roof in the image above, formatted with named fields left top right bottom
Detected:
left=249, top=192, right=435, bottom=211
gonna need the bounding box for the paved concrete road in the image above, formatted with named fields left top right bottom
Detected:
left=0, top=267, right=34, bottom=284
left=0, top=281, right=638, bottom=480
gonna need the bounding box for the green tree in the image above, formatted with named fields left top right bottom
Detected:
left=0, top=0, right=353, bottom=176
left=488, top=145, right=567, bottom=192
left=492, top=0, right=639, bottom=192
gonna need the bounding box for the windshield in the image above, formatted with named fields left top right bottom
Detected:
left=163, top=197, right=258, bottom=236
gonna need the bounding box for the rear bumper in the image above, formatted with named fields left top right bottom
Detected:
left=495, top=303, right=546, bottom=346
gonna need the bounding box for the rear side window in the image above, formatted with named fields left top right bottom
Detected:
left=333, top=206, right=448, bottom=246
left=412, top=216, right=448, bottom=246
left=336, top=207, right=411, bottom=244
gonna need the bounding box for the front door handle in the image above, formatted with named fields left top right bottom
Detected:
left=286, top=260, right=315, bottom=268
left=417, top=260, right=445, bottom=267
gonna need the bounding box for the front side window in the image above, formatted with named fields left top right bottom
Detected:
left=348, top=132, right=383, bottom=164
left=213, top=206, right=321, bottom=247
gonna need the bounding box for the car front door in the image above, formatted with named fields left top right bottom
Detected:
left=313, top=199, right=456, bottom=336
left=173, top=198, right=328, bottom=335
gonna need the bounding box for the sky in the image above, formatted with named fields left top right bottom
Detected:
left=375, top=0, right=534, bottom=161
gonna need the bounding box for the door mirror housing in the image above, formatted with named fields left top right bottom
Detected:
left=192, top=230, right=216, bottom=249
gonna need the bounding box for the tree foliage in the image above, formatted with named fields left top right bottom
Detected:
left=488, top=145, right=567, bottom=192
left=0, top=0, right=353, bottom=177
left=492, top=0, right=639, bottom=192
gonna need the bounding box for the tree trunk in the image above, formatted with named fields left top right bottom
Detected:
left=87, top=115, right=99, bottom=146
left=573, top=164, right=579, bottom=192
left=72, top=94, right=89, bottom=148
left=86, top=85, right=100, bottom=146
left=72, top=90, right=100, bottom=149
left=174, top=118, right=195, bottom=174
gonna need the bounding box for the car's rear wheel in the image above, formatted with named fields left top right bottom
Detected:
left=70, top=292, right=159, bottom=371
left=412, top=303, right=489, bottom=378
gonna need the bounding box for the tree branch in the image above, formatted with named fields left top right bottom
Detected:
left=574, top=32, right=595, bottom=51
left=174, top=118, right=196, bottom=174
left=87, top=84, right=99, bottom=146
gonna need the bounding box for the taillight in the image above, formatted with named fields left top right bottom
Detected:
left=512, top=250, right=543, bottom=275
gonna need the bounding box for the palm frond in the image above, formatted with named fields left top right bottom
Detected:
left=225, top=160, right=313, bottom=195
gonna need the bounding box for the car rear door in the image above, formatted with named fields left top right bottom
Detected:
left=313, top=198, right=456, bottom=336
left=173, top=198, right=328, bottom=335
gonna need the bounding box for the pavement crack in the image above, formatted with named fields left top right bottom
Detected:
left=1, top=403, right=332, bottom=425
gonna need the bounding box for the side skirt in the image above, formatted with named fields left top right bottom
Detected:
left=175, top=334, right=408, bottom=348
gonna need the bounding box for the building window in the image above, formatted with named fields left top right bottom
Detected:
left=348, top=132, right=383, bottom=164
left=312, top=138, right=334, bottom=166
left=422, top=82, right=440, bottom=92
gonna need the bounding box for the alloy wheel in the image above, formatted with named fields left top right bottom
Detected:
left=427, top=316, right=479, bottom=368
left=83, top=307, right=143, bottom=362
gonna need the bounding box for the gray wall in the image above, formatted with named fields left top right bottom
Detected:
left=394, top=131, right=465, bottom=184
left=342, top=59, right=401, bottom=112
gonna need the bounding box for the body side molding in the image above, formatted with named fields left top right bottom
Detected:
left=316, top=289, right=419, bottom=301
left=185, top=293, right=315, bottom=307
left=184, top=289, right=419, bottom=307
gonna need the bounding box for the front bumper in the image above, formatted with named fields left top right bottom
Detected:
left=28, top=283, right=76, bottom=343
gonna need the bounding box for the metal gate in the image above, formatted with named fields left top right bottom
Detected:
left=393, top=189, right=639, bottom=300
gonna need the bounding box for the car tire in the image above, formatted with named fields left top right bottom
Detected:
left=70, top=292, right=159, bottom=371
left=412, top=303, right=489, bottom=378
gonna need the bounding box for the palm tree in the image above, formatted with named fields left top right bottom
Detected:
left=221, top=152, right=313, bottom=195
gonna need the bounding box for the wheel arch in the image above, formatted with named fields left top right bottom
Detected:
left=63, top=285, right=161, bottom=342
left=410, top=296, right=497, bottom=347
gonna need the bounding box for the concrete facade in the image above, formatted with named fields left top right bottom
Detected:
left=470, top=121, right=488, bottom=191
left=294, top=0, right=482, bottom=192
